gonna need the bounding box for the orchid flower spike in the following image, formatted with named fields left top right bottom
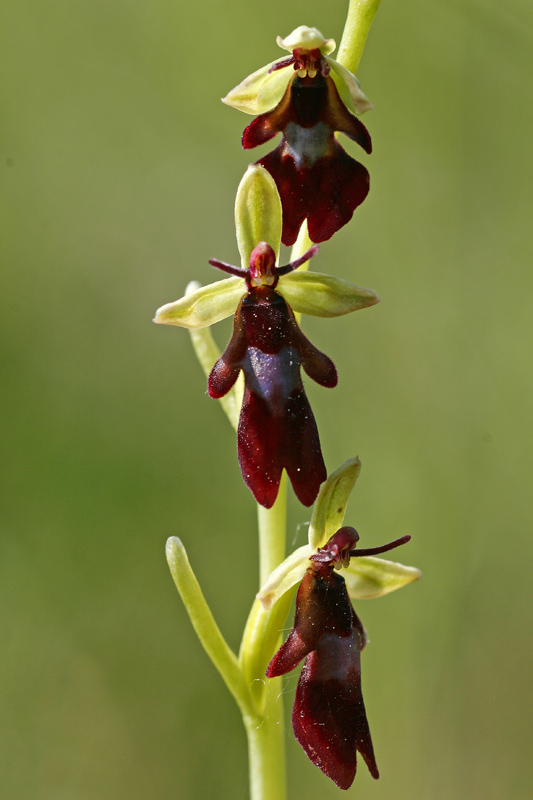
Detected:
left=223, top=27, right=374, bottom=245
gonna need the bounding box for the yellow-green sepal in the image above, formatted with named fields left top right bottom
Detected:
left=328, top=57, right=373, bottom=115
left=154, top=276, right=245, bottom=329
left=276, top=26, right=336, bottom=55
left=278, top=271, right=380, bottom=317
left=308, top=458, right=361, bottom=551
left=235, top=165, right=282, bottom=269
left=222, top=58, right=293, bottom=115
left=256, top=545, right=311, bottom=611
left=344, top=556, right=422, bottom=599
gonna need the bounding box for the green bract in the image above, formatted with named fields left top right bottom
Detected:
left=222, top=25, right=372, bottom=117
left=256, top=459, right=421, bottom=611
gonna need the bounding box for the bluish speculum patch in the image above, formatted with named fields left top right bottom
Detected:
left=284, top=121, right=330, bottom=168
left=243, top=347, right=300, bottom=412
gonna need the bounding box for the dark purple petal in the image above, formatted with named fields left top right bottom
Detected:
left=258, top=142, right=369, bottom=245
left=281, top=389, right=327, bottom=506
left=209, top=287, right=334, bottom=507
left=266, top=567, right=378, bottom=787
left=265, top=627, right=310, bottom=678
left=305, top=144, right=370, bottom=244
left=242, top=73, right=372, bottom=245
left=256, top=146, right=307, bottom=246
left=207, top=300, right=247, bottom=398
left=298, top=340, right=338, bottom=388
left=242, top=84, right=291, bottom=149
left=322, top=80, right=372, bottom=155
left=237, top=388, right=284, bottom=508
left=208, top=358, right=241, bottom=398
left=242, top=113, right=281, bottom=149
left=268, top=55, right=295, bottom=73
left=276, top=245, right=319, bottom=276
left=293, top=631, right=379, bottom=789
left=266, top=566, right=327, bottom=678
left=237, top=384, right=327, bottom=508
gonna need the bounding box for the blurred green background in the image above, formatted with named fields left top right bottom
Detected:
left=2, top=1, right=532, bottom=798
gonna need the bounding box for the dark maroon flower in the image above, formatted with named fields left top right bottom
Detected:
left=266, top=527, right=412, bottom=789
left=241, top=51, right=372, bottom=246
left=208, top=242, right=337, bottom=508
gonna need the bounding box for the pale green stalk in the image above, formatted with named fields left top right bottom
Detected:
left=244, top=689, right=286, bottom=800
left=258, top=472, right=287, bottom=585
left=337, top=0, right=383, bottom=74
left=242, top=474, right=288, bottom=799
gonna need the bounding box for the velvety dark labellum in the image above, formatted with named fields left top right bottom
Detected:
left=266, top=561, right=379, bottom=789
left=242, top=74, right=371, bottom=245
left=208, top=286, right=337, bottom=508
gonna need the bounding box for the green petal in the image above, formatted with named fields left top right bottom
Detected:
left=328, top=57, right=373, bottom=115
left=153, top=276, right=245, bottom=329
left=256, top=545, right=311, bottom=610
left=308, top=458, right=361, bottom=551
left=278, top=271, right=380, bottom=317
left=235, top=165, right=282, bottom=269
left=222, top=59, right=292, bottom=115
left=343, top=556, right=422, bottom=599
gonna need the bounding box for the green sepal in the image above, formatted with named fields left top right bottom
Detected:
left=235, top=165, right=282, bottom=269
left=153, top=276, right=245, bottom=329
left=222, top=58, right=293, bottom=115
left=308, top=457, right=361, bottom=551
left=256, top=544, right=310, bottom=610
left=278, top=271, right=380, bottom=317
left=256, top=457, right=421, bottom=614
left=276, top=26, right=336, bottom=55
left=328, top=57, right=373, bottom=115
left=343, top=555, right=422, bottom=599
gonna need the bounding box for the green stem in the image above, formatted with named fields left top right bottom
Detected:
left=258, top=471, right=287, bottom=585
left=242, top=473, right=288, bottom=799
left=337, top=0, right=383, bottom=74
left=244, top=678, right=286, bottom=800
